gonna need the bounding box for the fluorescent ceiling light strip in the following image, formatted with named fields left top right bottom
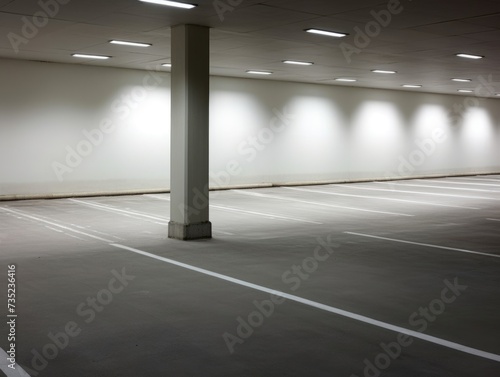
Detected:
left=402, top=84, right=422, bottom=88
left=72, top=54, right=110, bottom=60
left=110, top=40, right=152, bottom=47
left=335, top=78, right=357, bottom=82
left=246, top=70, right=272, bottom=75
left=452, top=78, right=471, bottom=82
left=458, top=89, right=473, bottom=93
left=283, top=60, right=313, bottom=66
left=139, top=0, right=196, bottom=8
left=162, top=63, right=172, bottom=67
left=306, top=28, right=348, bottom=38
left=372, top=69, right=397, bottom=74
left=456, top=53, right=483, bottom=59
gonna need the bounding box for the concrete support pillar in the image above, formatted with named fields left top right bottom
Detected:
left=168, top=24, right=212, bottom=240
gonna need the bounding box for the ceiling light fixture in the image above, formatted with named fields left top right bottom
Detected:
left=402, top=84, right=422, bottom=88
left=139, top=0, right=197, bottom=9
left=335, top=78, right=357, bottom=82
left=162, top=63, right=172, bottom=67
left=110, top=40, right=152, bottom=47
left=458, top=89, right=473, bottom=93
left=72, top=54, right=111, bottom=60
left=372, top=70, right=397, bottom=74
left=246, top=70, right=273, bottom=75
left=456, top=53, right=483, bottom=60
left=452, top=78, right=472, bottom=82
left=283, top=60, right=314, bottom=66
left=306, top=28, right=348, bottom=38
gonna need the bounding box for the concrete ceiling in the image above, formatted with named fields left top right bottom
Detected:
left=1, top=0, right=500, bottom=96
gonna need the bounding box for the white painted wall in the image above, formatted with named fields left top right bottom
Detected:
left=211, top=77, right=500, bottom=187
left=0, top=58, right=171, bottom=198
left=1, top=58, right=499, bottom=198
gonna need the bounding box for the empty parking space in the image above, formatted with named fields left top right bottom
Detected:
left=1, top=176, right=500, bottom=376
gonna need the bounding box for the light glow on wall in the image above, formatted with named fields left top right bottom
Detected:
left=2, top=59, right=500, bottom=197
left=277, top=96, right=347, bottom=175
left=350, top=101, right=406, bottom=172
left=459, top=108, right=496, bottom=167
left=409, top=104, right=453, bottom=170
left=411, top=105, right=451, bottom=139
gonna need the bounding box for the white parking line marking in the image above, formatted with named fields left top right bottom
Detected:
left=111, top=243, right=500, bottom=363
left=144, top=195, right=170, bottom=202
left=0, top=207, right=113, bottom=243
left=80, top=227, right=124, bottom=241
left=345, top=232, right=500, bottom=259
left=284, top=187, right=479, bottom=210
left=375, top=181, right=500, bottom=193
left=233, top=190, right=414, bottom=217
left=145, top=194, right=170, bottom=201
left=44, top=225, right=88, bottom=241
left=45, top=226, right=63, bottom=233
left=211, top=204, right=322, bottom=225
left=63, top=233, right=87, bottom=241
left=0, top=348, right=31, bottom=376
left=146, top=194, right=322, bottom=224
left=450, top=177, right=500, bottom=183
left=416, top=179, right=500, bottom=188
left=344, top=185, right=500, bottom=201
left=69, top=199, right=169, bottom=225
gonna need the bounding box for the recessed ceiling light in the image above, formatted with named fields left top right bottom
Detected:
left=72, top=54, right=111, bottom=60
left=496, top=93, right=500, bottom=97
left=402, top=84, right=422, bottom=88
left=372, top=70, right=397, bottom=74
left=452, top=78, right=472, bottom=82
left=283, top=60, right=314, bottom=66
left=110, top=40, right=152, bottom=47
left=456, top=53, right=483, bottom=60
left=246, top=70, right=272, bottom=75
left=162, top=63, right=172, bottom=67
left=458, top=89, right=473, bottom=93
left=306, top=28, right=348, bottom=38
left=138, top=0, right=197, bottom=9
left=335, top=78, right=357, bottom=82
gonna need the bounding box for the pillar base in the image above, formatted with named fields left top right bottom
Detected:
left=168, top=221, right=212, bottom=241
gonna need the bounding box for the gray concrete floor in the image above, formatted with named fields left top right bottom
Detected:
left=1, top=176, right=500, bottom=377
